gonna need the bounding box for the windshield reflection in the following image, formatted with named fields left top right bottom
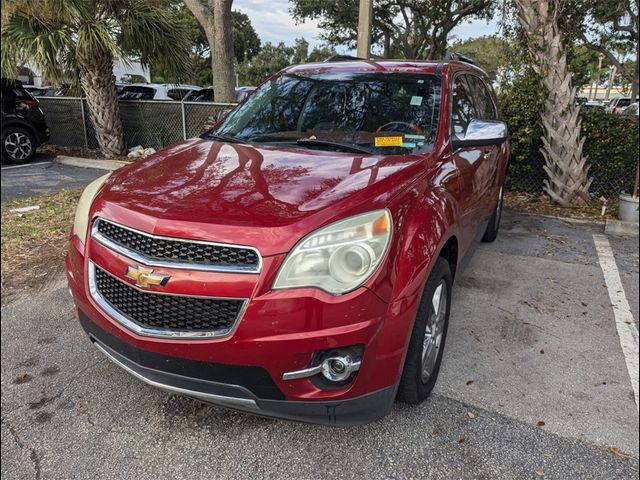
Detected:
left=210, top=72, right=441, bottom=155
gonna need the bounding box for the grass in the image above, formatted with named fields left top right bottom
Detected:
left=1, top=188, right=82, bottom=303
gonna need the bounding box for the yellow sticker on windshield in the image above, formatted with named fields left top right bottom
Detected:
left=375, top=136, right=403, bottom=147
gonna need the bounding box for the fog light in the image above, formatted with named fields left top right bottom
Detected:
left=321, top=355, right=360, bottom=382
left=282, top=345, right=363, bottom=382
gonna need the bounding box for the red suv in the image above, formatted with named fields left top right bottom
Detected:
left=67, top=57, right=509, bottom=425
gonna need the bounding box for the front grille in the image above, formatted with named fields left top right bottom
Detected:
left=93, top=218, right=260, bottom=272
left=93, top=265, right=244, bottom=335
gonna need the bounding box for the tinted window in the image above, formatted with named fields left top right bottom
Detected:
left=168, top=89, right=190, bottom=101
left=118, top=86, right=155, bottom=100
left=467, top=75, right=496, bottom=120
left=1, top=79, right=28, bottom=99
left=191, top=89, right=213, bottom=101
left=451, top=75, right=477, bottom=135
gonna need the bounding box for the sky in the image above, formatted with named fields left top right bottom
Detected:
left=234, top=0, right=501, bottom=52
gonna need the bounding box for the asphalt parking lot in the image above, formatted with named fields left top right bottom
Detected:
left=1, top=157, right=106, bottom=202
left=1, top=210, right=638, bottom=479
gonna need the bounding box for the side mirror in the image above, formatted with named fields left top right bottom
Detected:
left=451, top=119, right=508, bottom=149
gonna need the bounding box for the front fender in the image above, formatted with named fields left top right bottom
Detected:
left=367, top=179, right=460, bottom=304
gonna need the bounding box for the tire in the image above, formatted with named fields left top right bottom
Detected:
left=1, top=127, right=36, bottom=164
left=482, top=185, right=504, bottom=243
left=397, top=257, right=453, bottom=404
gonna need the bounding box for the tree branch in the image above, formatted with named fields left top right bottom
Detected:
left=580, top=33, right=635, bottom=83
left=183, top=0, right=213, bottom=31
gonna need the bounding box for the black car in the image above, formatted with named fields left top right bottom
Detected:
left=1, top=78, right=50, bottom=163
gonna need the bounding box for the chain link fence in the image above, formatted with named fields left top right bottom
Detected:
left=37, top=97, right=235, bottom=151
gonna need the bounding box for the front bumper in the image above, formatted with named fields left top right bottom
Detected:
left=80, top=310, right=397, bottom=426
left=67, top=223, right=419, bottom=425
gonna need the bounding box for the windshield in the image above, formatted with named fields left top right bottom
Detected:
left=209, top=72, right=441, bottom=154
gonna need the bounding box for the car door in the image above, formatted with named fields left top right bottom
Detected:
left=450, top=74, right=485, bottom=247
left=466, top=74, right=501, bottom=219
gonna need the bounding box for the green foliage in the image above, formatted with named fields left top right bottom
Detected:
left=582, top=110, right=639, bottom=196
left=500, top=69, right=639, bottom=197
left=236, top=38, right=336, bottom=86
left=498, top=69, right=546, bottom=192
left=237, top=42, right=294, bottom=86
left=150, top=4, right=260, bottom=85
left=449, top=35, right=509, bottom=82
left=231, top=11, right=261, bottom=63
left=1, top=0, right=192, bottom=82
left=290, top=0, right=494, bottom=59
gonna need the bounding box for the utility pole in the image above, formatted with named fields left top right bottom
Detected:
left=605, top=65, right=617, bottom=101
left=593, top=54, right=603, bottom=101
left=356, top=0, right=372, bottom=59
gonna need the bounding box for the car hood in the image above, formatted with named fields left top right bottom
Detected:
left=93, top=138, right=428, bottom=256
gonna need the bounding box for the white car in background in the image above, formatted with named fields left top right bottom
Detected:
left=118, top=83, right=201, bottom=101
left=620, top=102, right=639, bottom=117
left=605, top=96, right=634, bottom=114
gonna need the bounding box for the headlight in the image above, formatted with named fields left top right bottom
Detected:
left=273, top=210, right=392, bottom=295
left=73, top=173, right=111, bottom=244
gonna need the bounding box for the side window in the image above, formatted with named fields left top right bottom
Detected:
left=467, top=75, right=497, bottom=120
left=451, top=75, right=477, bottom=136
left=167, top=89, right=188, bottom=101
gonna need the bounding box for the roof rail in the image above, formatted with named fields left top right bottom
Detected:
left=442, top=52, right=477, bottom=66
left=323, top=54, right=366, bottom=62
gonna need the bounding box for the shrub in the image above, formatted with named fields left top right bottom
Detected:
left=499, top=71, right=639, bottom=198
left=581, top=110, right=639, bottom=197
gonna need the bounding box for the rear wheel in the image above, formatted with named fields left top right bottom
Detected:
left=482, top=185, right=504, bottom=243
left=2, top=127, right=36, bottom=164
left=397, top=257, right=452, bottom=404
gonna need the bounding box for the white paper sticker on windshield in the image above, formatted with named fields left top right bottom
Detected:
left=410, top=96, right=423, bottom=106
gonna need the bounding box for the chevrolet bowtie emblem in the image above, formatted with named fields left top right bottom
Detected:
left=125, top=266, right=170, bottom=289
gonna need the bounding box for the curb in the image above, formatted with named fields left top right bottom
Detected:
left=54, top=155, right=130, bottom=171
left=505, top=209, right=605, bottom=226
left=604, top=219, right=639, bottom=237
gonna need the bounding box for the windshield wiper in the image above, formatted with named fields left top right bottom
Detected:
left=295, top=138, right=373, bottom=154
left=205, top=132, right=249, bottom=144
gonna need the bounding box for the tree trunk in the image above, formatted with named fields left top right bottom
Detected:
left=516, top=0, right=592, bottom=206
left=212, top=0, right=236, bottom=103
left=631, top=48, right=639, bottom=102
left=76, top=47, right=125, bottom=157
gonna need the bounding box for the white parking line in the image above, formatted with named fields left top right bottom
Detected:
left=593, top=234, right=639, bottom=412
left=1, top=161, right=52, bottom=170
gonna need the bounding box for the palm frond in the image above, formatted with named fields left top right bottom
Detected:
left=1, top=9, right=73, bottom=82
left=117, top=0, right=192, bottom=81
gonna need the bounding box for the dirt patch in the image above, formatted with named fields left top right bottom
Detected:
left=505, top=192, right=615, bottom=221
left=1, top=189, right=81, bottom=304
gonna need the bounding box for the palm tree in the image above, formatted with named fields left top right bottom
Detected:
left=1, top=0, right=192, bottom=158
left=515, top=0, right=593, bottom=206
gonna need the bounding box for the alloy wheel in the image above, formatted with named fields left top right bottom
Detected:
left=421, top=280, right=448, bottom=383
left=4, top=132, right=33, bottom=161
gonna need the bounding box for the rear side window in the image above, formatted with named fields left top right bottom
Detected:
left=467, top=75, right=497, bottom=120
left=167, top=89, right=190, bottom=100
left=1, top=81, right=29, bottom=99
left=451, top=75, right=477, bottom=135
left=119, top=86, right=155, bottom=100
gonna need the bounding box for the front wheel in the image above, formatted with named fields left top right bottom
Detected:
left=2, top=127, right=36, bottom=164
left=397, top=257, right=452, bottom=404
